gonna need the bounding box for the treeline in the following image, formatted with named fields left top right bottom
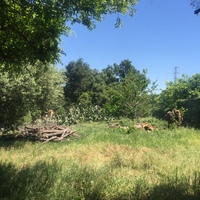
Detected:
left=0, top=58, right=200, bottom=129
left=154, top=74, right=200, bottom=128
left=64, top=59, right=152, bottom=118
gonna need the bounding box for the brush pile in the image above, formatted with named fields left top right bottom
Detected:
left=19, top=125, right=79, bottom=143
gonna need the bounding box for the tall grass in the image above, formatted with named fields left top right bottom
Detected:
left=1, top=121, right=200, bottom=199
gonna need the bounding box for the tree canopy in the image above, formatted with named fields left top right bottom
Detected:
left=64, top=58, right=151, bottom=119
left=64, top=58, right=95, bottom=104
left=0, top=0, right=139, bottom=71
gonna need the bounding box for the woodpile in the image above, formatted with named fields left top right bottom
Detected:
left=19, top=125, right=79, bottom=143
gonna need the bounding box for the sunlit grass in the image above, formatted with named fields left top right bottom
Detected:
left=1, top=121, right=200, bottom=199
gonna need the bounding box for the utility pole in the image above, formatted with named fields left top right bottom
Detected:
left=174, top=66, right=179, bottom=84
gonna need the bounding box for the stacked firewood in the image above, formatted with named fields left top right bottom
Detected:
left=19, top=125, right=79, bottom=143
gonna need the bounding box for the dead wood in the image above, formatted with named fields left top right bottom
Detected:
left=41, top=136, right=58, bottom=143
left=18, top=124, right=79, bottom=143
left=42, top=128, right=75, bottom=138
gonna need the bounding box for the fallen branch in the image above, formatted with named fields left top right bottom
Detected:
left=18, top=125, right=79, bottom=142
left=41, top=136, right=58, bottom=143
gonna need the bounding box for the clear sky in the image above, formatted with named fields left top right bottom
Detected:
left=58, top=0, right=200, bottom=91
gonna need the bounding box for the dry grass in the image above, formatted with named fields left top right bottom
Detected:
left=1, top=141, right=200, bottom=179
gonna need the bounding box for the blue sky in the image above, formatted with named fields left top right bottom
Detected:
left=58, top=0, right=200, bottom=91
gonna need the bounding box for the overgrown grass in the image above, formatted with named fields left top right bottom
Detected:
left=1, top=120, right=200, bottom=199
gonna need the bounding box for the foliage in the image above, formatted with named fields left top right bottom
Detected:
left=0, top=0, right=139, bottom=71
left=0, top=0, right=67, bottom=71
left=0, top=63, right=65, bottom=128
left=101, top=65, right=118, bottom=85
left=64, top=58, right=95, bottom=104
left=155, top=74, right=200, bottom=128
left=64, top=59, right=152, bottom=120
left=120, top=69, right=150, bottom=118
left=103, top=82, right=124, bottom=118
left=103, top=60, right=151, bottom=118
left=64, top=59, right=110, bottom=107
left=62, top=104, right=106, bottom=125
left=32, top=63, right=66, bottom=117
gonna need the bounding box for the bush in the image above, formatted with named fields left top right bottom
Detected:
left=62, top=104, right=107, bottom=125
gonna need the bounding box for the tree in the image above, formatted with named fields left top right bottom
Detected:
left=119, top=69, right=150, bottom=118
left=154, top=74, right=200, bottom=128
left=89, top=69, right=107, bottom=106
left=102, top=60, right=150, bottom=118
left=0, top=0, right=139, bottom=71
left=103, top=82, right=124, bottom=118
left=33, top=62, right=65, bottom=117
left=0, top=63, right=65, bottom=128
left=113, top=59, right=140, bottom=80
left=64, top=58, right=94, bottom=104
left=64, top=59, right=151, bottom=119
left=101, top=65, right=118, bottom=85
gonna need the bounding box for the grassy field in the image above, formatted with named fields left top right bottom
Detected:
left=1, top=120, right=200, bottom=200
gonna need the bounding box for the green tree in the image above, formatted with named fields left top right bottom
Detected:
left=120, top=69, right=150, bottom=118
left=101, top=65, right=117, bottom=85
left=0, top=63, right=65, bottom=128
left=103, top=82, right=124, bottom=118
left=64, top=59, right=111, bottom=107
left=89, top=69, right=107, bottom=106
left=155, top=74, right=200, bottom=128
left=33, top=62, right=65, bottom=117
left=114, top=59, right=139, bottom=80
left=102, top=60, right=150, bottom=118
left=0, top=0, right=139, bottom=71
left=64, top=58, right=94, bottom=104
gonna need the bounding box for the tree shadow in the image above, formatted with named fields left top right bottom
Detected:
left=144, top=183, right=200, bottom=200
left=112, top=183, right=200, bottom=200
left=1, top=159, right=200, bottom=200
left=0, top=161, right=59, bottom=200
left=0, top=134, right=36, bottom=149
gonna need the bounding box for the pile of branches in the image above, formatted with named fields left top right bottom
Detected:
left=19, top=125, right=79, bottom=143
